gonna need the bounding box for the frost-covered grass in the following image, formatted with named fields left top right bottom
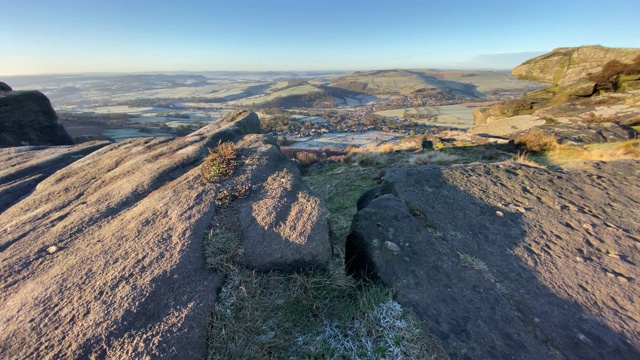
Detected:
left=207, top=263, right=435, bottom=360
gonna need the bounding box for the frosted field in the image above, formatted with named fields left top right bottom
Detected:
left=91, top=106, right=174, bottom=114
left=102, top=129, right=173, bottom=142
left=291, top=115, right=328, bottom=124
left=290, top=131, right=403, bottom=150
left=90, top=82, right=268, bottom=103
left=229, top=84, right=322, bottom=106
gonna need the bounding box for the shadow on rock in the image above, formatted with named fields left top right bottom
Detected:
left=346, top=162, right=640, bottom=359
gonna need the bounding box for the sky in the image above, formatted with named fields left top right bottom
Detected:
left=1, top=0, right=639, bottom=76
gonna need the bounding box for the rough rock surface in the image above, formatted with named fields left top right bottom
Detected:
left=0, top=111, right=262, bottom=359
left=513, top=45, right=640, bottom=85
left=0, top=141, right=110, bottom=213
left=215, top=134, right=332, bottom=272
left=0, top=89, right=74, bottom=147
left=525, top=122, right=634, bottom=145
left=469, top=114, right=546, bottom=137
left=347, top=161, right=640, bottom=359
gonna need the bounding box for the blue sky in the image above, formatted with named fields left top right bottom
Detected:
left=1, top=0, right=639, bottom=75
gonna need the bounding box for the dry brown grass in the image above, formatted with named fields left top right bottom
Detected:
left=409, top=151, right=460, bottom=166
left=571, top=140, right=640, bottom=161
left=511, top=152, right=546, bottom=168
left=539, top=140, right=640, bottom=167
left=514, top=128, right=559, bottom=153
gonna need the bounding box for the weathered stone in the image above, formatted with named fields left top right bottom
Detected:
left=513, top=45, right=640, bottom=85
left=0, top=111, right=261, bottom=359
left=0, top=90, right=74, bottom=147
left=556, top=78, right=596, bottom=97
left=520, top=123, right=635, bottom=145
left=469, top=114, right=546, bottom=137
left=230, top=134, right=332, bottom=272
left=347, top=161, right=640, bottom=359
left=473, top=99, right=539, bottom=125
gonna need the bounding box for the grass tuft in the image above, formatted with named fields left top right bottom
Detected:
left=511, top=152, right=546, bottom=168
left=514, top=128, right=559, bottom=153
left=201, top=141, right=238, bottom=183
left=409, top=151, right=460, bottom=166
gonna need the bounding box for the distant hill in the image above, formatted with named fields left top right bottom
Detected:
left=330, top=69, right=544, bottom=99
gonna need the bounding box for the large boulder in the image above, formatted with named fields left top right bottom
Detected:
left=347, top=161, right=640, bottom=359
left=0, top=111, right=263, bottom=358
left=0, top=89, right=74, bottom=147
left=513, top=46, right=640, bottom=85
left=0, top=82, right=12, bottom=92
left=215, top=134, right=332, bottom=272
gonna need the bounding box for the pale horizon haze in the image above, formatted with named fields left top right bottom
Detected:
left=1, top=0, right=639, bottom=76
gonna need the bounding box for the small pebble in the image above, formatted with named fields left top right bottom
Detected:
left=384, top=241, right=400, bottom=254
left=46, top=246, right=59, bottom=254
left=575, top=256, right=585, bottom=262
left=617, top=276, right=629, bottom=283
left=577, top=333, right=593, bottom=346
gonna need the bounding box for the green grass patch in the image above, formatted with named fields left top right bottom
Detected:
left=303, top=163, right=378, bottom=245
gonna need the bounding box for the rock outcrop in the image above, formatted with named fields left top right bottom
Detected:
left=0, top=82, right=12, bottom=92
left=513, top=45, right=640, bottom=85
left=471, top=47, right=640, bottom=141
left=0, top=110, right=331, bottom=358
left=347, top=161, right=640, bottom=359
left=0, top=87, right=74, bottom=147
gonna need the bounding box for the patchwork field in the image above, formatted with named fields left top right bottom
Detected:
left=290, top=131, right=403, bottom=150
left=375, top=104, right=476, bottom=128
left=229, top=84, right=322, bottom=106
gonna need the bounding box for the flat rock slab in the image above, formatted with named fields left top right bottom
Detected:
left=468, top=114, right=546, bottom=138
left=347, top=160, right=640, bottom=359
left=0, top=141, right=110, bottom=213
left=0, top=111, right=260, bottom=358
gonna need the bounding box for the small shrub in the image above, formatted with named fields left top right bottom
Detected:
left=201, top=141, right=237, bottom=183
left=345, top=151, right=387, bottom=166
left=511, top=152, right=545, bottom=168
left=215, top=183, right=252, bottom=206
left=580, top=112, right=616, bottom=124
left=280, top=147, right=347, bottom=169
left=295, top=151, right=320, bottom=167
left=514, top=129, right=559, bottom=153
left=588, top=55, right=640, bottom=93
